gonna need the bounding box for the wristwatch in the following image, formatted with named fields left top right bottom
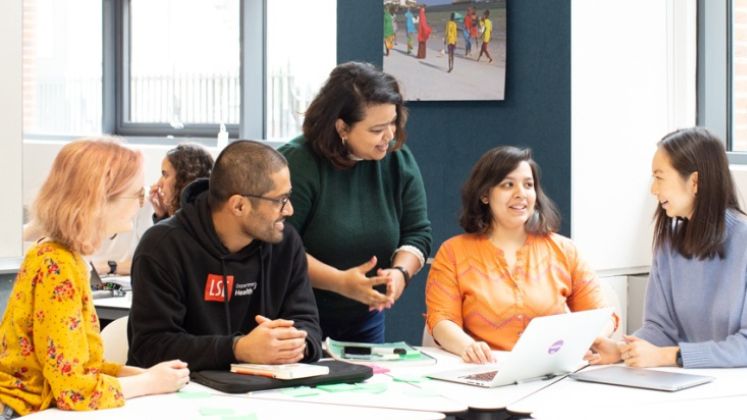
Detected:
left=675, top=349, right=683, bottom=367
left=107, top=260, right=117, bottom=275
left=392, top=266, right=411, bottom=288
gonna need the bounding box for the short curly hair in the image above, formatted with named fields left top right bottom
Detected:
left=165, top=143, right=214, bottom=213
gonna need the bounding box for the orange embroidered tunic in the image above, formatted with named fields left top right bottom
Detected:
left=0, top=242, right=123, bottom=415
left=426, top=233, right=616, bottom=350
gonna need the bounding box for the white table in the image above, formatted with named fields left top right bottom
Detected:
left=22, top=383, right=446, bottom=419
left=522, top=394, right=747, bottom=420
left=401, top=347, right=568, bottom=411
left=507, top=364, right=747, bottom=418
left=94, top=293, right=131, bottom=321
left=246, top=346, right=564, bottom=415
left=247, top=368, right=468, bottom=414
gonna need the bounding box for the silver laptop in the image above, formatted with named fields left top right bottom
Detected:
left=427, top=308, right=613, bottom=388
left=570, top=366, right=714, bottom=392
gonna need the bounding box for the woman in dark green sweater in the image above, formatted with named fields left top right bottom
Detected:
left=280, top=62, right=432, bottom=343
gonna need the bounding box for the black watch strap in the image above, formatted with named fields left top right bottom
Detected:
left=392, top=266, right=411, bottom=288
left=675, top=348, right=683, bottom=367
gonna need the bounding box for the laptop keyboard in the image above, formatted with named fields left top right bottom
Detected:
left=461, top=370, right=498, bottom=382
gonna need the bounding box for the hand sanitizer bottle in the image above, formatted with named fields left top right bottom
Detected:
left=217, top=123, right=229, bottom=150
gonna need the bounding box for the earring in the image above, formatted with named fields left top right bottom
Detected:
left=341, top=137, right=347, bottom=145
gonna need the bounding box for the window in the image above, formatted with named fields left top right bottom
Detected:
left=699, top=0, right=747, bottom=159
left=22, top=0, right=336, bottom=142
left=733, top=0, right=747, bottom=151
left=125, top=0, right=240, bottom=130
left=23, top=0, right=103, bottom=137
left=265, top=0, right=336, bottom=140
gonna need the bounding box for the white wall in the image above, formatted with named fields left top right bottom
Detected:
left=571, top=0, right=696, bottom=273
left=0, top=0, right=24, bottom=258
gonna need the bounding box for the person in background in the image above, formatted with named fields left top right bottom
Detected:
left=280, top=62, right=432, bottom=343
left=416, top=6, right=431, bottom=59
left=588, top=128, right=747, bottom=368
left=384, top=7, right=395, bottom=56
left=463, top=7, right=474, bottom=56
left=426, top=146, right=617, bottom=364
left=446, top=12, right=458, bottom=73
left=0, top=139, right=189, bottom=417
left=404, top=7, right=417, bottom=55
left=149, top=143, right=214, bottom=224
left=128, top=141, right=323, bottom=371
left=476, top=9, right=493, bottom=63
left=469, top=8, right=480, bottom=55
left=88, top=143, right=213, bottom=277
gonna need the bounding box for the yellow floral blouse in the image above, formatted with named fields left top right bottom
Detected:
left=0, top=242, right=123, bottom=415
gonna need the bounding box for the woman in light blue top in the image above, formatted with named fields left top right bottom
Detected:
left=589, top=127, right=747, bottom=368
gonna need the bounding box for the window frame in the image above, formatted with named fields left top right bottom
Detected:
left=102, top=0, right=265, bottom=141
left=698, top=0, right=747, bottom=163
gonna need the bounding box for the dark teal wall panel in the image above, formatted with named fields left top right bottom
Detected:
left=336, top=0, right=571, bottom=344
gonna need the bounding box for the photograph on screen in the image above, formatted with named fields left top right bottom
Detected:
left=383, top=0, right=506, bottom=101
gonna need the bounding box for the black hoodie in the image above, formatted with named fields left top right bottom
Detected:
left=127, top=179, right=323, bottom=371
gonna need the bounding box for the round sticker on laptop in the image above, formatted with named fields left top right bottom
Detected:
left=548, top=339, right=564, bottom=355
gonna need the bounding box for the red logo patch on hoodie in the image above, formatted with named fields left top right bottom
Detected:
left=204, top=274, right=235, bottom=302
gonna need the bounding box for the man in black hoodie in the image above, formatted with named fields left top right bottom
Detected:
left=127, top=140, right=323, bottom=371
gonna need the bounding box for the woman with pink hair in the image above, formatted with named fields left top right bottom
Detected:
left=0, top=139, right=189, bottom=417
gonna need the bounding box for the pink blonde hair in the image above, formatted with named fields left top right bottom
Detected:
left=33, top=138, right=143, bottom=255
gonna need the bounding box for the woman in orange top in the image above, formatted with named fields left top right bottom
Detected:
left=0, top=139, right=190, bottom=417
left=426, top=146, right=617, bottom=364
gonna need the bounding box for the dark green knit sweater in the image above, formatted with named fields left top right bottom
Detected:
left=280, top=136, right=432, bottom=323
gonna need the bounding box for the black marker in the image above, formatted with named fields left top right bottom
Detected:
left=343, top=346, right=407, bottom=356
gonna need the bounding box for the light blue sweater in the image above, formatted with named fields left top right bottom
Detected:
left=635, top=209, right=747, bottom=368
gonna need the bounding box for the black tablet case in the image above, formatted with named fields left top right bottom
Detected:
left=191, top=360, right=373, bottom=393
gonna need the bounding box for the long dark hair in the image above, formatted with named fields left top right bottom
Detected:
left=302, top=62, right=408, bottom=169
left=653, top=127, right=744, bottom=259
left=459, top=146, right=560, bottom=235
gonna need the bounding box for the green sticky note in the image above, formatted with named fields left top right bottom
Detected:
left=392, top=374, right=429, bottom=383
left=401, top=351, right=423, bottom=360
left=199, top=407, right=235, bottom=416
left=281, top=386, right=320, bottom=397
left=356, top=382, right=388, bottom=394
left=177, top=390, right=213, bottom=399
left=221, top=415, right=257, bottom=420
left=317, top=383, right=360, bottom=392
